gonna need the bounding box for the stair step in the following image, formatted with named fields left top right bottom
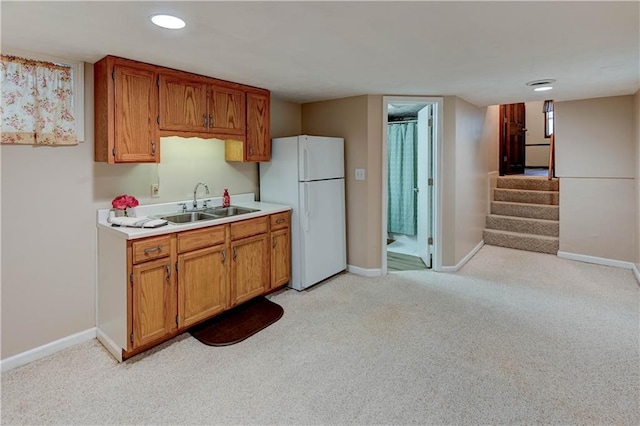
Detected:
left=494, top=188, right=559, bottom=205
left=491, top=201, right=559, bottom=221
left=497, top=176, right=559, bottom=191
left=486, top=214, right=559, bottom=237
left=483, top=229, right=559, bottom=255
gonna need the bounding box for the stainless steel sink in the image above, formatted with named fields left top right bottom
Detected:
left=204, top=206, right=259, bottom=217
left=158, top=211, right=219, bottom=224
left=156, top=206, right=259, bottom=224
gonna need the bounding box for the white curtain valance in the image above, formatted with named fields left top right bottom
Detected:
left=1, top=55, right=78, bottom=145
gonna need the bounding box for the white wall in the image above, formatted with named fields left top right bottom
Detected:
left=556, top=95, right=635, bottom=262
left=0, top=64, right=302, bottom=359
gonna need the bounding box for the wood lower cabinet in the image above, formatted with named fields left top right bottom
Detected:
left=94, top=56, right=159, bottom=164
left=177, top=245, right=229, bottom=328
left=231, top=234, right=270, bottom=306
left=130, top=257, right=176, bottom=349
left=270, top=228, right=290, bottom=289
left=270, top=211, right=291, bottom=289
left=98, top=211, right=291, bottom=361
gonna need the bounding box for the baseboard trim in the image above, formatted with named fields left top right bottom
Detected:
left=632, top=263, right=640, bottom=285
left=440, top=240, right=484, bottom=272
left=96, top=328, right=123, bottom=362
left=0, top=328, right=96, bottom=372
left=557, top=251, right=635, bottom=270
left=347, top=264, right=382, bottom=277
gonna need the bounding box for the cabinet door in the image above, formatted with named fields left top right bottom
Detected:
left=246, top=91, right=270, bottom=162
left=271, top=228, right=290, bottom=289
left=178, top=245, right=229, bottom=328
left=209, top=86, right=245, bottom=135
left=131, top=258, right=176, bottom=349
left=231, top=234, right=269, bottom=305
left=159, top=75, right=207, bottom=132
left=114, top=65, right=159, bottom=163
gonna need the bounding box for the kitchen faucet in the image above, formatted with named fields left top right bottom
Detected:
left=193, top=182, right=210, bottom=209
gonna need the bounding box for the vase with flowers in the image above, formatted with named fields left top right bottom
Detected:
left=111, top=194, right=139, bottom=217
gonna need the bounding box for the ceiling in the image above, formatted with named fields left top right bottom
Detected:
left=2, top=1, right=638, bottom=107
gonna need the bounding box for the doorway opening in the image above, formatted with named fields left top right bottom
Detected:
left=382, top=97, right=443, bottom=274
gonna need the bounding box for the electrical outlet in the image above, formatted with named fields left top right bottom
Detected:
left=355, top=168, right=365, bottom=181
left=151, top=184, right=160, bottom=198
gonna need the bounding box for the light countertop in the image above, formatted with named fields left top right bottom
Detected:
left=97, top=193, right=291, bottom=240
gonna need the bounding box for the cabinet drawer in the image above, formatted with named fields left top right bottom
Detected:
left=270, top=212, right=290, bottom=230
left=177, top=225, right=226, bottom=253
left=132, top=236, right=171, bottom=264
left=231, top=216, right=268, bottom=240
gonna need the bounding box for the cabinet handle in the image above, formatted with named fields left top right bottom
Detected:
left=144, top=246, right=162, bottom=254
left=276, top=218, right=285, bottom=224
left=221, top=249, right=226, bottom=264
left=209, top=114, right=214, bottom=128
left=150, top=140, right=156, bottom=156
left=272, top=237, right=276, bottom=248
left=233, top=247, right=238, bottom=260
left=166, top=264, right=171, bottom=281
left=203, top=114, right=208, bottom=128
left=248, top=144, right=254, bottom=156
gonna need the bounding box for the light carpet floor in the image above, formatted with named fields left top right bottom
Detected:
left=2, top=245, right=638, bottom=425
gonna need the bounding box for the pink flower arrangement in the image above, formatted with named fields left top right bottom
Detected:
left=111, top=194, right=139, bottom=210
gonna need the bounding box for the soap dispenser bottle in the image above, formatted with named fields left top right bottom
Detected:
left=222, top=189, right=230, bottom=208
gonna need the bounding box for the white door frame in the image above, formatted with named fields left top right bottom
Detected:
left=382, top=96, right=443, bottom=274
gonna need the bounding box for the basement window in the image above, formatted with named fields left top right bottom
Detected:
left=1, top=51, right=84, bottom=145
left=543, top=100, right=554, bottom=138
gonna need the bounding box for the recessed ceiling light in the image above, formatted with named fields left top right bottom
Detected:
left=150, top=14, right=186, bottom=30
left=534, top=86, right=553, bottom=92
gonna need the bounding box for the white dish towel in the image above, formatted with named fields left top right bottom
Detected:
left=108, top=216, right=168, bottom=228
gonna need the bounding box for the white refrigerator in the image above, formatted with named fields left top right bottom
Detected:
left=260, top=135, right=346, bottom=291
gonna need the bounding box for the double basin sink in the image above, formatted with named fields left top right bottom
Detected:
left=157, top=206, right=259, bottom=224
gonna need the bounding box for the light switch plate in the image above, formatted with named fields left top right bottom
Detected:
left=355, top=168, right=365, bottom=181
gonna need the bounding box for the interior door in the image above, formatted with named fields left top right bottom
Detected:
left=499, top=103, right=526, bottom=175
left=416, top=106, right=431, bottom=268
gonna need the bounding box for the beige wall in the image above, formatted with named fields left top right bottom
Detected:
left=634, top=90, right=640, bottom=265
left=453, top=98, right=489, bottom=263
left=270, top=97, right=302, bottom=139
left=0, top=65, right=301, bottom=359
left=556, top=95, right=636, bottom=262
left=525, top=101, right=550, bottom=167
left=301, top=95, right=376, bottom=269
left=484, top=105, right=500, bottom=174
left=301, top=95, right=490, bottom=270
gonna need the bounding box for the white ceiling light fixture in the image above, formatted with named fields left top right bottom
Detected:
left=526, top=79, right=556, bottom=92
left=150, top=14, right=186, bottom=30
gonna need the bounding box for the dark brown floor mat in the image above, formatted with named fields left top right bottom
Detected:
left=189, top=296, right=284, bottom=346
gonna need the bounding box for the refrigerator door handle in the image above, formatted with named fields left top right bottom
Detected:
left=304, top=183, right=310, bottom=232
left=303, top=147, right=310, bottom=181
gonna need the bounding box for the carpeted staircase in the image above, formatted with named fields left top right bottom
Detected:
left=483, top=176, right=559, bottom=254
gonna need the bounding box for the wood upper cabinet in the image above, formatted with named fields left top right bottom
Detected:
left=225, top=89, right=270, bottom=162
left=208, top=85, right=245, bottom=135
left=230, top=234, right=270, bottom=306
left=159, top=74, right=207, bottom=132
left=94, top=56, right=159, bottom=163
left=158, top=72, right=245, bottom=137
left=130, top=257, right=176, bottom=349
left=177, top=245, right=229, bottom=328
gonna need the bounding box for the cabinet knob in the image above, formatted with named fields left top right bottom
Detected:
left=209, top=114, right=214, bottom=128
left=233, top=247, right=238, bottom=260
left=203, top=114, right=208, bottom=128
left=221, top=249, right=226, bottom=264
left=272, top=237, right=276, bottom=248
left=150, top=140, right=156, bottom=156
